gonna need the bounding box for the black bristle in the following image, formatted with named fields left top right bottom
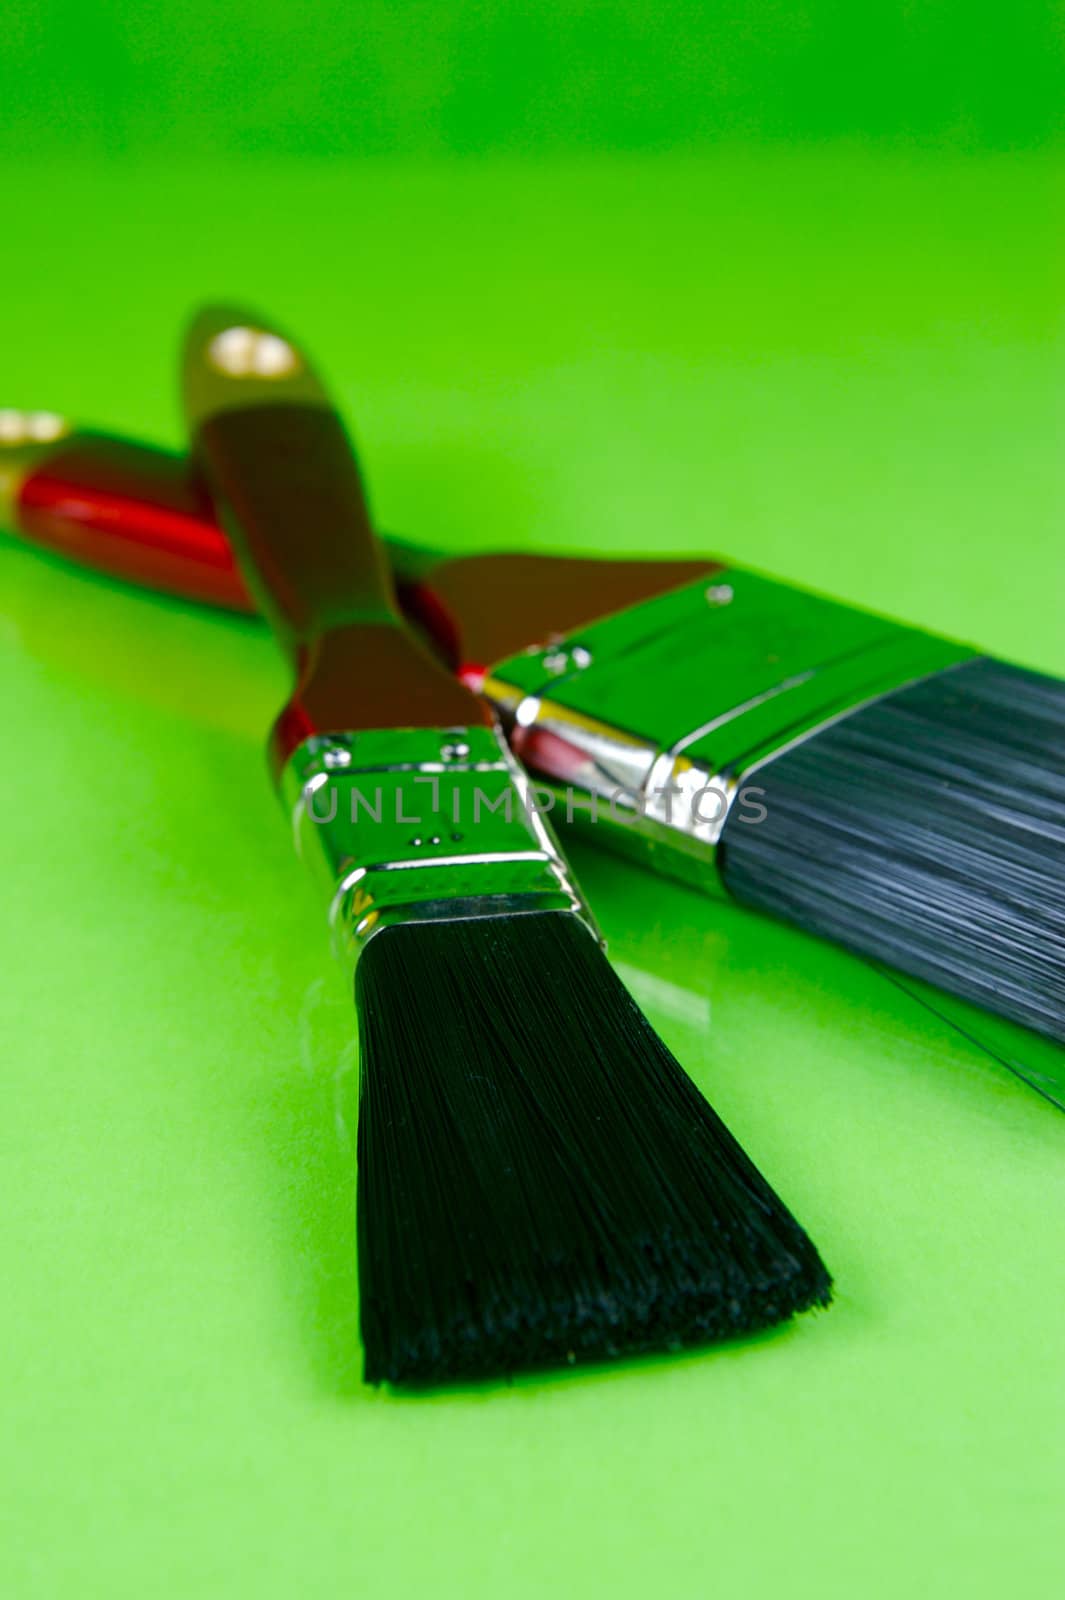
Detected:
left=721, top=657, right=1065, bottom=1043
left=354, top=911, right=830, bottom=1386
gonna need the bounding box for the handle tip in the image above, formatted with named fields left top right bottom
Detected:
left=182, top=303, right=327, bottom=432
left=0, top=410, right=74, bottom=526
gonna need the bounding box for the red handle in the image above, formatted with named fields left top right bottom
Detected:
left=14, top=432, right=255, bottom=610
left=7, top=426, right=721, bottom=686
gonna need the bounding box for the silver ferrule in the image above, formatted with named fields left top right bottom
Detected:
left=280, top=724, right=600, bottom=964
left=484, top=566, right=977, bottom=897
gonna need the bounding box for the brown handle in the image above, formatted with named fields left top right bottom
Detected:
left=194, top=399, right=395, bottom=650
left=181, top=305, right=488, bottom=769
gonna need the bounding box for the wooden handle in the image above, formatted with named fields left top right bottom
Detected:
left=194, top=399, right=395, bottom=649
left=8, top=418, right=722, bottom=691
left=8, top=430, right=256, bottom=610
left=182, top=305, right=488, bottom=768
left=7, top=426, right=449, bottom=641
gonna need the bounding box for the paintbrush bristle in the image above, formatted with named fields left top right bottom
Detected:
left=721, top=657, right=1065, bottom=1043
left=354, top=910, right=830, bottom=1386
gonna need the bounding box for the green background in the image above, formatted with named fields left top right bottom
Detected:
left=2, top=7, right=1064, bottom=1598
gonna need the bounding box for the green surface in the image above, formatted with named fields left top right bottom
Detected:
left=2, top=23, right=1065, bottom=1597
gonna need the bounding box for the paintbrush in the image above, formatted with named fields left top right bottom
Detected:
left=169, top=307, right=828, bottom=1385
left=4, top=408, right=1063, bottom=1050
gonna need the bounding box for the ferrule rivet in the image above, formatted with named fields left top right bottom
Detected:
left=441, top=740, right=470, bottom=762
left=322, top=746, right=353, bottom=769
left=705, top=584, right=734, bottom=606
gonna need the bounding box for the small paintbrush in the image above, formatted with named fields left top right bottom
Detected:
left=171, top=307, right=828, bottom=1386
left=4, top=407, right=1063, bottom=1050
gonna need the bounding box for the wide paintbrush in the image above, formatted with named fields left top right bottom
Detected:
left=4, top=403, right=1064, bottom=1056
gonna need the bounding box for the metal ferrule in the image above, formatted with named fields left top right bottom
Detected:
left=280, top=723, right=599, bottom=963
left=484, top=566, right=976, bottom=895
